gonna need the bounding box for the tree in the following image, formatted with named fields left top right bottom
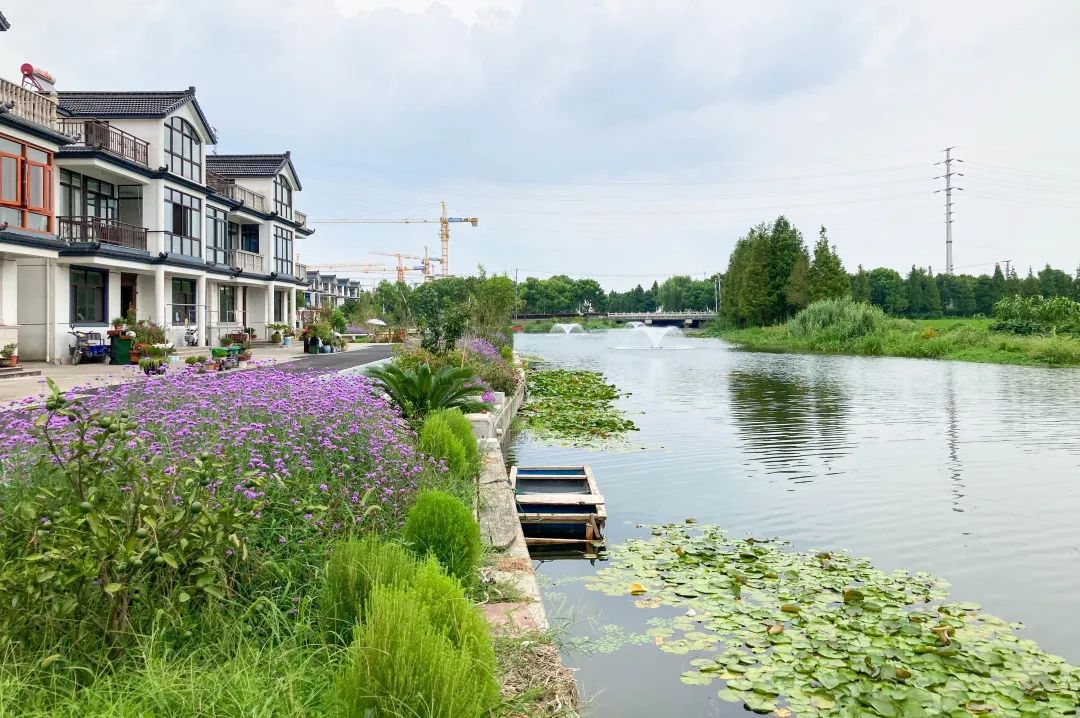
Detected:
left=906, top=266, right=927, bottom=316
left=468, top=271, right=520, bottom=341
left=850, top=265, right=871, bottom=303
left=807, top=227, right=849, bottom=302
left=410, top=278, right=471, bottom=352
left=784, top=253, right=811, bottom=312
left=867, top=267, right=908, bottom=314
left=365, top=363, right=489, bottom=421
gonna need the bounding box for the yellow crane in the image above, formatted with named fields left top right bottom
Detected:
left=372, top=249, right=433, bottom=282
left=309, top=201, right=478, bottom=277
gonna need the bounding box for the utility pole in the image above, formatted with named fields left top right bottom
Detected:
left=934, top=147, right=964, bottom=275
left=1002, top=259, right=1012, bottom=278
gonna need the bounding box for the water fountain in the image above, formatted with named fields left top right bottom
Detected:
left=632, top=324, right=683, bottom=348
left=626, top=321, right=644, bottom=329
left=550, top=322, right=585, bottom=334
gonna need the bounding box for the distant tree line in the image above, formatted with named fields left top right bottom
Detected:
left=515, top=274, right=718, bottom=314
left=719, top=215, right=1080, bottom=327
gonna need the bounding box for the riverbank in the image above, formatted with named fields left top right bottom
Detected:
left=703, top=317, right=1080, bottom=367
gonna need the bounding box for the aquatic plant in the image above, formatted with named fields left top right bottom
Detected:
left=585, top=524, right=1080, bottom=717
left=521, top=368, right=637, bottom=445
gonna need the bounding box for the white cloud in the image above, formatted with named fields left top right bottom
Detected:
left=2, top=0, right=1078, bottom=286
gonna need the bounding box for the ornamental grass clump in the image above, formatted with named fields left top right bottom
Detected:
left=403, top=489, right=482, bottom=587
left=335, top=579, right=498, bottom=718
left=419, top=413, right=472, bottom=485
left=320, top=535, right=418, bottom=645
left=788, top=297, right=887, bottom=342
left=428, top=408, right=481, bottom=476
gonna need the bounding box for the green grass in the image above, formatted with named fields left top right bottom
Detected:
left=0, top=600, right=340, bottom=717
left=708, top=317, right=1080, bottom=367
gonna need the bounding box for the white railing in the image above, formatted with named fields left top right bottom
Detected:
left=0, top=77, right=58, bottom=128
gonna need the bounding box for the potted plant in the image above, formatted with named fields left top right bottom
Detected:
left=108, top=316, right=125, bottom=337
left=0, top=343, right=17, bottom=368
left=138, top=356, right=165, bottom=376
left=129, top=343, right=143, bottom=363
left=270, top=328, right=282, bottom=343
left=282, top=326, right=294, bottom=347
left=245, top=326, right=256, bottom=339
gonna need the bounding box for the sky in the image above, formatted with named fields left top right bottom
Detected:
left=2, top=0, right=1079, bottom=289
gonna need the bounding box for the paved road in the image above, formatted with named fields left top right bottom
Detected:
left=276, top=344, right=394, bottom=373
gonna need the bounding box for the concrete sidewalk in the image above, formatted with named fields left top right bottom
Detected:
left=0, top=342, right=317, bottom=406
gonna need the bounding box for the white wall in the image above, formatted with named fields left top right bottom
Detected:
left=16, top=259, right=48, bottom=361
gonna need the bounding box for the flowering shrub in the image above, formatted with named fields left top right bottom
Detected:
left=0, top=369, right=439, bottom=652
left=395, top=343, right=519, bottom=395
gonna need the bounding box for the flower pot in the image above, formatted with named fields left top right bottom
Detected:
left=283, top=336, right=292, bottom=346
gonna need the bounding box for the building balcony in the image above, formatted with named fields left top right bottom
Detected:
left=295, top=262, right=308, bottom=281
left=207, top=171, right=267, bottom=212
left=0, top=76, right=58, bottom=129
left=295, top=210, right=307, bottom=228
left=55, top=118, right=149, bottom=167
left=58, top=216, right=147, bottom=251
left=230, top=249, right=263, bottom=273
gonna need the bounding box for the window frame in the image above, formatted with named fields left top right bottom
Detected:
left=164, top=117, right=202, bottom=182
left=163, top=187, right=202, bottom=257
left=273, top=174, right=293, bottom=219
left=206, top=206, right=230, bottom=265
left=0, top=132, right=54, bottom=233
left=69, top=266, right=108, bottom=325
left=273, top=226, right=293, bottom=276
left=219, top=285, right=237, bottom=323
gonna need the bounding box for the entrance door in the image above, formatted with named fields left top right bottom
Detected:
left=119, top=273, right=137, bottom=320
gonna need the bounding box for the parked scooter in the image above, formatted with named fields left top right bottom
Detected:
left=69, top=326, right=111, bottom=365
left=183, top=325, right=200, bottom=347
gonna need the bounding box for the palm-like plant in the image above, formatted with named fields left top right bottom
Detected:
left=366, top=362, right=490, bottom=420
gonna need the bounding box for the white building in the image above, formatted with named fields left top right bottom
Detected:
left=303, top=271, right=362, bottom=310
left=0, top=76, right=313, bottom=362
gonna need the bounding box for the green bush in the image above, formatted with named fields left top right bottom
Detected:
left=499, top=344, right=513, bottom=361
left=419, top=414, right=471, bottom=481
left=394, top=344, right=519, bottom=395
left=366, top=362, right=490, bottom=421
left=788, top=297, right=887, bottom=341
left=428, top=408, right=480, bottom=477
left=410, top=558, right=497, bottom=691
left=320, top=535, right=418, bottom=645
left=403, top=490, right=482, bottom=587
left=335, top=581, right=497, bottom=718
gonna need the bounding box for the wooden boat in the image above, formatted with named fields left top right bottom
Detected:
left=509, top=465, right=606, bottom=554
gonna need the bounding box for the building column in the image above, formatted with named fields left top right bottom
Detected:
left=0, top=259, right=18, bottom=327
left=154, top=266, right=166, bottom=327
left=286, top=285, right=295, bottom=330
left=265, top=282, right=276, bottom=332
left=196, top=274, right=207, bottom=347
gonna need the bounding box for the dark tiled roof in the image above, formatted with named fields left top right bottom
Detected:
left=206, top=152, right=302, bottom=190
left=0, top=11, right=10, bottom=31
left=56, top=87, right=217, bottom=142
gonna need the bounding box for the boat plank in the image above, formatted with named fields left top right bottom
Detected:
left=515, top=493, right=605, bottom=506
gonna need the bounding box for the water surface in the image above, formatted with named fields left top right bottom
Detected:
left=511, top=330, right=1080, bottom=716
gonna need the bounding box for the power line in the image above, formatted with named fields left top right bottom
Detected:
left=934, top=147, right=964, bottom=275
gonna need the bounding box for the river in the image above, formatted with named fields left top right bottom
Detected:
left=509, top=329, right=1080, bottom=717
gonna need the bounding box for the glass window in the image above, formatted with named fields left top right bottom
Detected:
left=273, top=175, right=293, bottom=219
left=0, top=132, right=54, bottom=232
left=164, top=187, right=202, bottom=256
left=273, top=226, right=293, bottom=276
left=219, top=285, right=237, bottom=322
left=171, top=278, right=197, bottom=325
left=70, top=267, right=107, bottom=324
left=241, top=224, right=259, bottom=253
left=206, top=206, right=229, bottom=264
left=164, top=117, right=202, bottom=182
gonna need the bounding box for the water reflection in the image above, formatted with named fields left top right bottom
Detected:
left=727, top=368, right=852, bottom=485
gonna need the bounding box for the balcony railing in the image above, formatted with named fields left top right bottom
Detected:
left=207, top=171, right=267, bottom=212
left=0, top=77, right=58, bottom=128
left=230, top=249, right=264, bottom=272
left=294, top=210, right=307, bottom=227
left=295, top=262, right=308, bottom=280
left=55, top=119, right=149, bottom=167
left=151, top=231, right=201, bottom=258
left=58, top=216, right=148, bottom=250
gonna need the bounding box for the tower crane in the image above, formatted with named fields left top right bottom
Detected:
left=372, top=249, right=433, bottom=282
left=309, top=201, right=478, bottom=277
